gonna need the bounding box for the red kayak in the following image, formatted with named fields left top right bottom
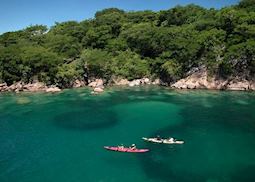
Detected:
left=104, top=146, right=149, bottom=153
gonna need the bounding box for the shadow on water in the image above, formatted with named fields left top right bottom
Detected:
left=53, top=86, right=179, bottom=132
left=53, top=109, right=118, bottom=131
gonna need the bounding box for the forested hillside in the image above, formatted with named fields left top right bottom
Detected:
left=0, top=0, right=254, bottom=88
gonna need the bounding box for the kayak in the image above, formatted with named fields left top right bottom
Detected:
left=142, top=137, right=184, bottom=144
left=104, top=146, right=149, bottom=153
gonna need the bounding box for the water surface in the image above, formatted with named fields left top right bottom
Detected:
left=0, top=86, right=255, bottom=182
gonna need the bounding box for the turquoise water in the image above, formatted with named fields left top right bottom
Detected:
left=0, top=86, right=255, bottom=182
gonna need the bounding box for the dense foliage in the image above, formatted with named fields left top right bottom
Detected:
left=0, top=0, right=254, bottom=87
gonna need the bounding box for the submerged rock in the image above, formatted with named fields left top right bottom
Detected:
left=46, top=86, right=61, bottom=93
left=16, top=97, right=31, bottom=105
left=93, top=87, right=104, bottom=93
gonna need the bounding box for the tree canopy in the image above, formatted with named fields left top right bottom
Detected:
left=0, top=1, right=254, bottom=86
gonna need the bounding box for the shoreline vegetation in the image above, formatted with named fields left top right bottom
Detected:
left=0, top=0, right=254, bottom=93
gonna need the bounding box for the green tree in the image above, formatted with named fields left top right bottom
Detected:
left=111, top=51, right=150, bottom=80
left=80, top=49, right=113, bottom=79
left=82, top=26, right=113, bottom=49
left=55, top=62, right=82, bottom=88
left=20, top=46, right=61, bottom=83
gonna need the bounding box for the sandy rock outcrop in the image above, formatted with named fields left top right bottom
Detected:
left=73, top=80, right=86, bottom=88
left=0, top=83, right=8, bottom=92
left=113, top=78, right=152, bottom=86
left=129, top=79, right=141, bottom=87
left=23, top=82, right=48, bottom=92
left=88, top=79, right=104, bottom=88
left=171, top=68, right=254, bottom=91
left=152, top=79, right=161, bottom=85
left=128, top=78, right=153, bottom=87
left=226, top=79, right=251, bottom=91
left=143, top=78, right=150, bottom=84
left=171, top=69, right=212, bottom=89
left=251, top=82, right=255, bottom=90
left=7, top=82, right=24, bottom=92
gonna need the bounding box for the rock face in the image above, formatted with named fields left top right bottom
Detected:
left=23, top=82, right=48, bottom=92
left=226, top=80, right=251, bottom=91
left=129, top=79, right=141, bottom=87
left=113, top=77, right=155, bottom=86
left=0, top=81, right=59, bottom=93
left=128, top=78, right=154, bottom=87
left=171, top=68, right=255, bottom=91
left=0, top=83, right=8, bottom=92
left=73, top=80, right=86, bottom=88
left=88, top=79, right=104, bottom=93
left=251, top=82, right=255, bottom=90
left=152, top=79, right=161, bottom=85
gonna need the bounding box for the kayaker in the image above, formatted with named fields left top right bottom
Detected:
left=118, top=144, right=124, bottom=149
left=130, top=144, right=136, bottom=150
left=167, top=137, right=174, bottom=142
left=156, top=135, right=162, bottom=141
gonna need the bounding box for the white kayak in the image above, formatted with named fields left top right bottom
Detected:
left=142, top=137, right=184, bottom=144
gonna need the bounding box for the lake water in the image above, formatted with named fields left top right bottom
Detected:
left=0, top=86, right=255, bottom=182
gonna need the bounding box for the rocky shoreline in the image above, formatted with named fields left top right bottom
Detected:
left=0, top=70, right=254, bottom=93
left=0, top=82, right=61, bottom=93
left=171, top=68, right=255, bottom=91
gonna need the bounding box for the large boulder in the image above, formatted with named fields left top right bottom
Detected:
left=152, top=79, right=161, bottom=85
left=143, top=78, right=150, bottom=84
left=129, top=79, right=141, bottom=87
left=93, top=87, right=104, bottom=93
left=88, top=79, right=104, bottom=88
left=0, top=83, right=8, bottom=92
left=171, top=68, right=227, bottom=90
left=73, top=80, right=86, bottom=88
left=23, top=82, right=47, bottom=92
left=226, top=79, right=251, bottom=91
left=251, top=81, right=255, bottom=90
left=7, top=82, right=24, bottom=92
left=171, top=67, right=255, bottom=91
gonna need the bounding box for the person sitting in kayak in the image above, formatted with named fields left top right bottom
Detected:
left=167, top=137, right=174, bottom=142
left=129, top=144, right=136, bottom=150
left=156, top=135, right=162, bottom=141
left=118, top=144, right=124, bottom=149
